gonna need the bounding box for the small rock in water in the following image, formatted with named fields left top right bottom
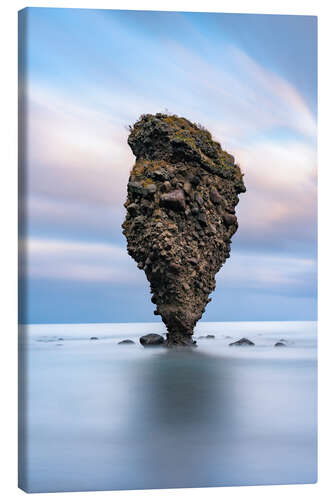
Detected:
left=229, top=337, right=255, bottom=346
left=58, top=337, right=64, bottom=341
left=118, top=339, right=135, bottom=345
left=198, top=334, right=215, bottom=339
left=90, top=336, right=99, bottom=340
left=274, top=341, right=286, bottom=347
left=139, top=334, right=165, bottom=347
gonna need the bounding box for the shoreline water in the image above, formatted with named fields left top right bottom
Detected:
left=19, top=321, right=317, bottom=493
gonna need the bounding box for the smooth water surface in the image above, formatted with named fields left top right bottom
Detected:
left=19, top=321, right=317, bottom=492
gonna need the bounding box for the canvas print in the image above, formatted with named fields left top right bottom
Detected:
left=18, top=7, right=317, bottom=493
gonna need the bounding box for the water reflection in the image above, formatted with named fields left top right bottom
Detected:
left=133, top=349, right=234, bottom=489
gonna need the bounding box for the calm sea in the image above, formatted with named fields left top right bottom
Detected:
left=18, top=321, right=317, bottom=492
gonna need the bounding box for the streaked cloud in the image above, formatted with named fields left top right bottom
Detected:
left=25, top=88, right=133, bottom=207
left=21, top=237, right=315, bottom=302
left=218, top=251, right=316, bottom=297
left=234, top=139, right=316, bottom=253
left=155, top=42, right=316, bottom=147
left=24, top=79, right=316, bottom=256
left=21, top=237, right=144, bottom=284
left=24, top=195, right=125, bottom=243
left=229, top=47, right=316, bottom=140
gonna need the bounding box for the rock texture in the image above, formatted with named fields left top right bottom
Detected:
left=122, top=113, right=246, bottom=347
left=139, top=334, right=165, bottom=347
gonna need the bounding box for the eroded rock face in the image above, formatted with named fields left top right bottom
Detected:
left=122, top=113, right=245, bottom=346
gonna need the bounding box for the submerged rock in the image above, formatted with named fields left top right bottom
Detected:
left=118, top=339, right=135, bottom=345
left=229, top=338, right=255, bottom=346
left=274, top=341, right=286, bottom=347
left=123, top=113, right=246, bottom=346
left=139, top=334, right=165, bottom=347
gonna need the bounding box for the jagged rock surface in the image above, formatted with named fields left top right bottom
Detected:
left=122, top=113, right=246, bottom=346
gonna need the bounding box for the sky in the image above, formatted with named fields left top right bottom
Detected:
left=18, top=8, right=317, bottom=324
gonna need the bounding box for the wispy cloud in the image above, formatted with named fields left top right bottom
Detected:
left=218, top=251, right=316, bottom=297
left=25, top=100, right=316, bottom=260
left=159, top=43, right=316, bottom=147
left=24, top=195, right=125, bottom=243
left=229, top=47, right=316, bottom=140
left=21, top=236, right=316, bottom=301
left=25, top=87, right=133, bottom=207
left=25, top=45, right=316, bottom=251
left=234, top=139, right=316, bottom=253
left=21, top=237, right=144, bottom=284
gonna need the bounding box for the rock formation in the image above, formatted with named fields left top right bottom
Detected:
left=139, top=334, right=165, bottom=347
left=229, top=338, right=254, bottom=346
left=122, top=113, right=245, bottom=347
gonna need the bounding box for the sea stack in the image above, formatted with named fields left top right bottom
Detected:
left=122, top=114, right=246, bottom=346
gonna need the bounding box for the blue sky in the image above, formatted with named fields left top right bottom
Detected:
left=18, top=8, right=317, bottom=324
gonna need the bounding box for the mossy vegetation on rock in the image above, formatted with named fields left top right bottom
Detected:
left=128, top=113, right=245, bottom=193
left=122, top=113, right=246, bottom=347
